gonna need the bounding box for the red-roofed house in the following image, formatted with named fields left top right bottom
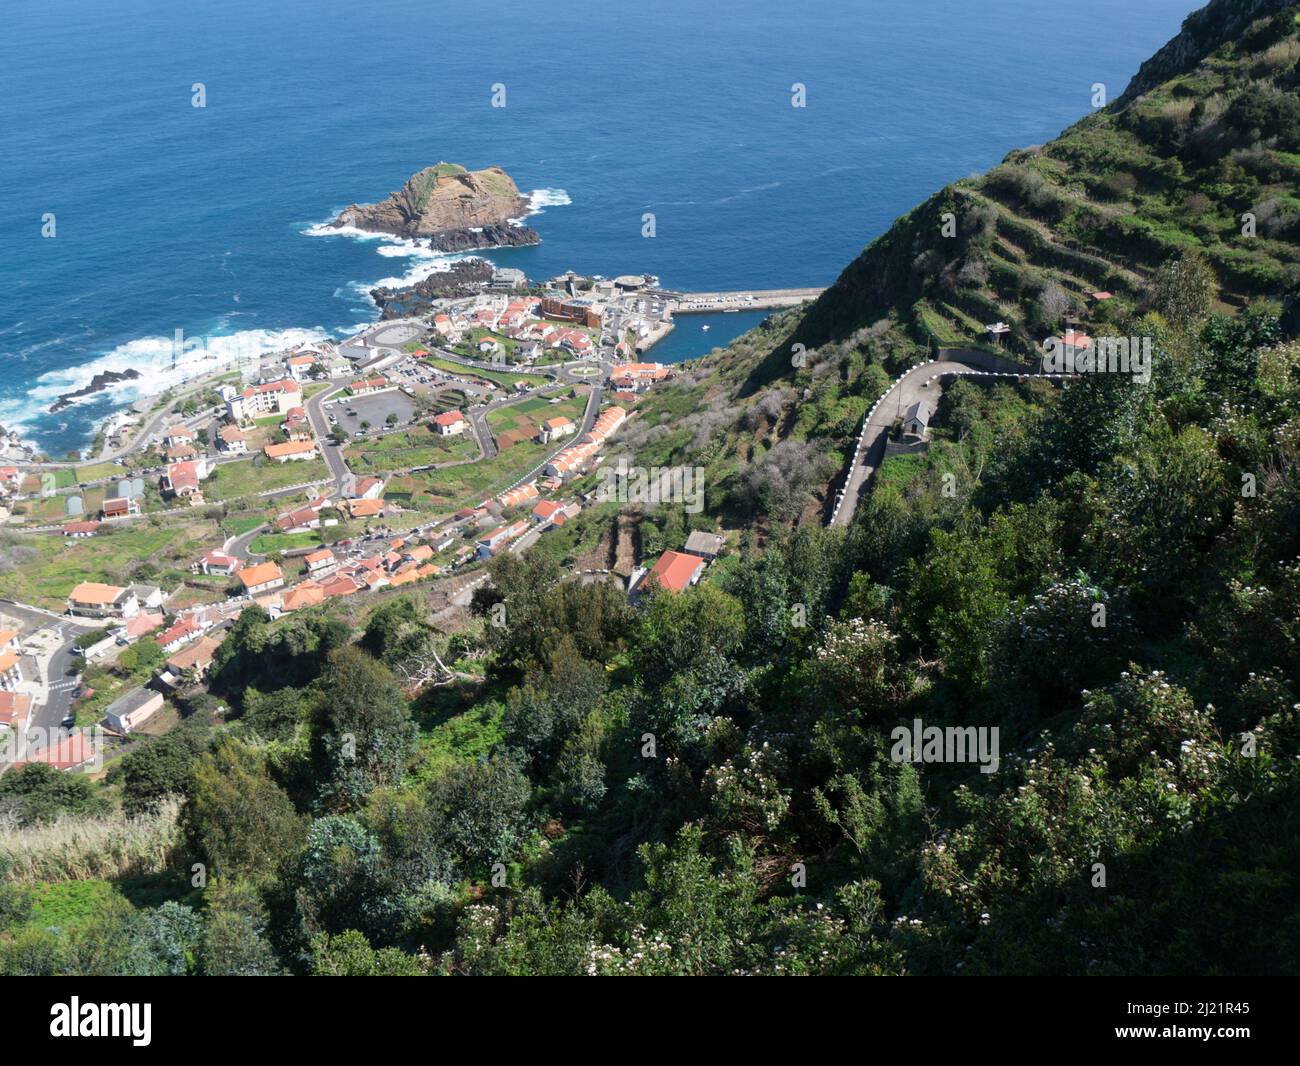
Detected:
left=0, top=691, right=32, bottom=730
left=161, top=635, right=223, bottom=686
left=159, top=618, right=202, bottom=654
left=12, top=730, right=99, bottom=772
left=276, top=505, right=322, bottom=533
left=0, top=648, right=22, bottom=690
left=285, top=353, right=318, bottom=380
left=641, top=550, right=705, bottom=594
left=227, top=378, right=301, bottom=421
left=608, top=362, right=670, bottom=387
left=163, top=424, right=195, bottom=447
left=321, top=574, right=360, bottom=598
left=62, top=520, right=100, bottom=538
left=476, top=521, right=528, bottom=558
left=238, top=561, right=284, bottom=596
left=122, top=612, right=165, bottom=641
left=347, top=498, right=385, bottom=519
left=1062, top=328, right=1092, bottom=352
left=264, top=439, right=319, bottom=463
left=350, top=476, right=384, bottom=500
left=194, top=550, right=243, bottom=577
left=281, top=406, right=311, bottom=440
left=281, top=581, right=326, bottom=612
left=218, top=424, right=249, bottom=454
left=350, top=377, right=390, bottom=395
left=433, top=410, right=468, bottom=436
left=303, top=548, right=336, bottom=576
left=532, top=499, right=564, bottom=525
left=497, top=482, right=539, bottom=510
left=162, top=459, right=210, bottom=499
left=537, top=416, right=576, bottom=444
left=101, top=496, right=140, bottom=519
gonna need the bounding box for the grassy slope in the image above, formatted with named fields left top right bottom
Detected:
left=794, top=1, right=1300, bottom=356
left=624, top=1, right=1300, bottom=527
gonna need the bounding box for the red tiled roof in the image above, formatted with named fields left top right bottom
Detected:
left=0, top=691, right=32, bottom=727
left=264, top=440, right=317, bottom=459
left=349, top=498, right=384, bottom=517
left=282, top=581, right=326, bottom=611
left=647, top=550, right=705, bottom=593
left=321, top=575, right=360, bottom=598
left=239, top=561, right=283, bottom=589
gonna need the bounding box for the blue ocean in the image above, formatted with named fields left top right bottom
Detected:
left=0, top=0, right=1193, bottom=456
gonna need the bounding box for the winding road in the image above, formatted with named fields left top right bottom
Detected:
left=829, top=348, right=1057, bottom=527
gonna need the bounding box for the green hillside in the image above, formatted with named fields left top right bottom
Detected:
left=4, top=0, right=1299, bottom=978
left=795, top=0, right=1300, bottom=357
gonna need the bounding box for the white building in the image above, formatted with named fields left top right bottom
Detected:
left=227, top=378, right=302, bottom=421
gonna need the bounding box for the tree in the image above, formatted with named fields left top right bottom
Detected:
left=0, top=857, right=31, bottom=930
left=209, top=606, right=348, bottom=706
left=0, top=762, right=109, bottom=826
left=1150, top=248, right=1218, bottom=329
left=132, top=901, right=202, bottom=976
left=200, top=880, right=283, bottom=976
left=502, top=637, right=607, bottom=778
left=1200, top=304, right=1282, bottom=401
left=310, top=930, right=423, bottom=975
left=309, top=646, right=417, bottom=810
left=113, top=716, right=213, bottom=816
left=116, top=637, right=163, bottom=675
left=900, top=524, right=1009, bottom=691
left=361, top=597, right=429, bottom=666
left=426, top=754, right=532, bottom=874
left=296, top=815, right=398, bottom=939
left=240, top=686, right=307, bottom=742
left=474, top=551, right=630, bottom=676
left=181, top=737, right=306, bottom=885
left=631, top=583, right=748, bottom=760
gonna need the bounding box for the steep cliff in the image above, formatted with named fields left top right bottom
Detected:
left=790, top=0, right=1300, bottom=357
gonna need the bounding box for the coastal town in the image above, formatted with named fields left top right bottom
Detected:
left=0, top=267, right=766, bottom=769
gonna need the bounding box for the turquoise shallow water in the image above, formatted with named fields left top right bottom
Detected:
left=0, top=0, right=1193, bottom=454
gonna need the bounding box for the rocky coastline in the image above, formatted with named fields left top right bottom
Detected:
left=425, top=222, right=539, bottom=253
left=48, top=368, right=141, bottom=414
left=369, top=259, right=497, bottom=320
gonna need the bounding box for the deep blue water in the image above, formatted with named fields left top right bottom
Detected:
left=0, top=0, right=1194, bottom=455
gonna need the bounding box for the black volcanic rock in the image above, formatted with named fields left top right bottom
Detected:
left=427, top=222, right=540, bottom=253
left=49, top=369, right=141, bottom=414
left=369, top=259, right=498, bottom=319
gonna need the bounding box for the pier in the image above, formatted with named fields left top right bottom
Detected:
left=657, top=287, right=825, bottom=313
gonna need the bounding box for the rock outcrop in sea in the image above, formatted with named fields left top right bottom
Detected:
left=331, top=163, right=541, bottom=251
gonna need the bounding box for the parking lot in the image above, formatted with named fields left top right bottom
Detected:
left=327, top=390, right=419, bottom=437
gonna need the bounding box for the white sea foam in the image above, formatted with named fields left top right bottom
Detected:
left=525, top=187, right=572, bottom=214
left=302, top=218, right=397, bottom=240
left=359, top=252, right=483, bottom=296
left=374, top=238, right=443, bottom=259
left=0, top=326, right=332, bottom=438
